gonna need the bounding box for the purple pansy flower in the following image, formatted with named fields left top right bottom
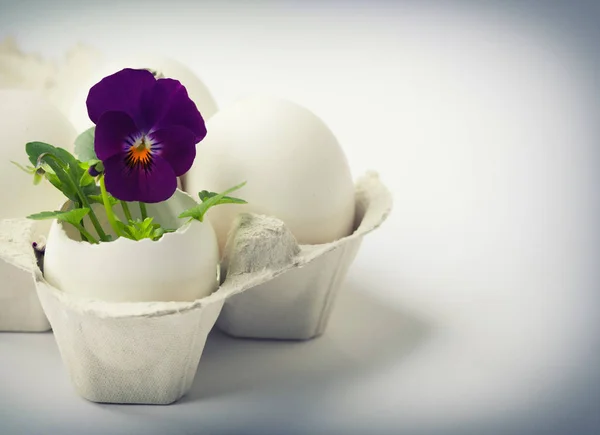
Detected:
left=86, top=68, right=206, bottom=203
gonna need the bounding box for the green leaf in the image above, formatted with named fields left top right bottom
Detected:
left=26, top=142, right=92, bottom=202
left=27, top=142, right=82, bottom=177
left=45, top=171, right=66, bottom=193
left=151, top=226, right=176, bottom=241
left=112, top=219, right=127, bottom=237
left=33, top=168, right=45, bottom=185
left=74, top=127, right=98, bottom=162
left=119, top=217, right=157, bottom=241
left=11, top=161, right=35, bottom=174
left=82, top=182, right=100, bottom=198
left=89, top=194, right=117, bottom=207
left=152, top=227, right=165, bottom=240
left=27, top=208, right=90, bottom=227
left=79, top=170, right=95, bottom=187
left=179, top=181, right=247, bottom=222
left=112, top=217, right=176, bottom=242
left=12, top=160, right=47, bottom=185
left=198, top=190, right=248, bottom=205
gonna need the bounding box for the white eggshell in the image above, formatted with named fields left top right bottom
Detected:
left=184, top=97, right=356, bottom=252
left=43, top=190, right=219, bottom=303
left=0, top=90, right=76, bottom=236
left=69, top=56, right=218, bottom=133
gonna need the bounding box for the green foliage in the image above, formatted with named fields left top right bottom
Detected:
left=22, top=141, right=109, bottom=242
left=74, top=127, right=98, bottom=163
left=179, top=182, right=247, bottom=222
left=27, top=208, right=90, bottom=227
left=79, top=169, right=95, bottom=187
left=18, top=138, right=243, bottom=245
left=11, top=160, right=35, bottom=174
left=198, top=190, right=248, bottom=204
left=88, top=194, right=117, bottom=207
left=11, top=161, right=45, bottom=185
left=25, top=142, right=99, bottom=201
left=115, top=217, right=176, bottom=241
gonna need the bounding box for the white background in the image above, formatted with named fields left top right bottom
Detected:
left=1, top=1, right=599, bottom=434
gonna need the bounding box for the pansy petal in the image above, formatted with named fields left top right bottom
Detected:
left=94, top=111, right=139, bottom=160
left=103, top=154, right=177, bottom=203
left=87, top=68, right=156, bottom=124
left=149, top=126, right=196, bottom=176
left=140, top=78, right=207, bottom=142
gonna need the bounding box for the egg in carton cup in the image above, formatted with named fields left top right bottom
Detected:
left=0, top=172, right=389, bottom=404
left=0, top=57, right=392, bottom=403
left=217, top=172, right=392, bottom=340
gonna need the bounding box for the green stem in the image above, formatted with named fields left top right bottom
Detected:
left=78, top=192, right=109, bottom=242
left=39, top=153, right=108, bottom=242
left=71, top=223, right=99, bottom=244
left=75, top=199, right=86, bottom=240
left=99, top=175, right=123, bottom=238
left=139, top=202, right=148, bottom=220
left=120, top=201, right=133, bottom=222
left=72, top=182, right=108, bottom=242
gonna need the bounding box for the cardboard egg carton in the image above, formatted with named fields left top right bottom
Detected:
left=217, top=171, right=391, bottom=340
left=0, top=172, right=391, bottom=404
left=0, top=219, right=50, bottom=332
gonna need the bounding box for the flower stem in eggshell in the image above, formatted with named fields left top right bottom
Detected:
left=99, top=175, right=124, bottom=238
left=72, top=222, right=99, bottom=244
left=139, top=202, right=148, bottom=220
left=120, top=201, right=133, bottom=222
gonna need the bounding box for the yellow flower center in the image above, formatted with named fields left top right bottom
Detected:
left=126, top=136, right=152, bottom=167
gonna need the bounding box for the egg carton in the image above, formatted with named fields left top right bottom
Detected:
left=0, top=219, right=50, bottom=332
left=217, top=172, right=391, bottom=340
left=0, top=172, right=390, bottom=404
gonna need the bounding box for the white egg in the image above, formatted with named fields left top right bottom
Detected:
left=184, top=97, right=356, bottom=252
left=43, top=190, right=219, bottom=303
left=0, top=90, right=76, bottom=235
left=69, top=56, right=218, bottom=133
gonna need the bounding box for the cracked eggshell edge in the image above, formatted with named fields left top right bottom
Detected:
left=30, top=171, right=392, bottom=319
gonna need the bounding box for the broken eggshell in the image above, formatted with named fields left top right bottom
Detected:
left=24, top=171, right=390, bottom=404
left=43, top=189, right=219, bottom=303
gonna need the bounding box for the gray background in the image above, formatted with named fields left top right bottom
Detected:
left=1, top=1, right=599, bottom=434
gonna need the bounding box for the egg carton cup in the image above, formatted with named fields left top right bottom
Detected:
left=217, top=171, right=392, bottom=340
left=0, top=219, right=50, bottom=332
left=0, top=171, right=389, bottom=404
